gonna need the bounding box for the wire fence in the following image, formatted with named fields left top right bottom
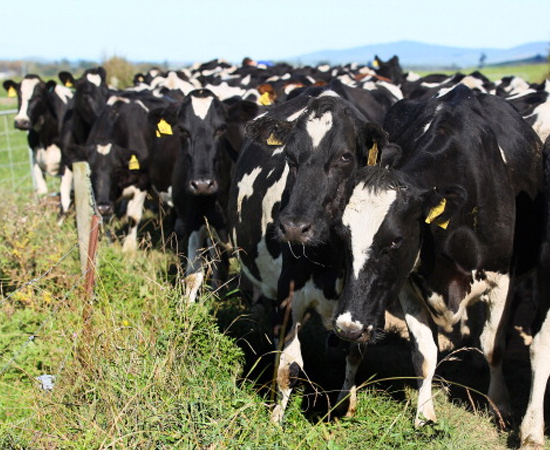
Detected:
left=0, top=109, right=34, bottom=193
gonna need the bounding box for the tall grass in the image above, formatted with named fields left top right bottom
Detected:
left=0, top=191, right=519, bottom=449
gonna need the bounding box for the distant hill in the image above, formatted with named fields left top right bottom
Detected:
left=289, top=40, right=549, bottom=69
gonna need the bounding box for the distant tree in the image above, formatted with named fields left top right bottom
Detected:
left=102, top=56, right=136, bottom=89
left=478, top=52, right=487, bottom=69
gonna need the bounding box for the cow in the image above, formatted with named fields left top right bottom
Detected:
left=229, top=89, right=389, bottom=422
left=330, top=85, right=545, bottom=444
left=57, top=67, right=111, bottom=218
left=70, top=91, right=176, bottom=251
left=149, top=89, right=258, bottom=302
left=3, top=75, right=73, bottom=211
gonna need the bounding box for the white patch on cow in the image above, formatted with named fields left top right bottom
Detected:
left=335, top=311, right=364, bottom=334
left=319, top=89, right=340, bottom=99
left=526, top=101, right=550, bottom=142
left=134, top=100, right=149, bottom=112
left=153, top=186, right=173, bottom=207
left=54, top=84, right=73, bottom=104
left=460, top=75, right=486, bottom=92
left=86, top=73, right=102, bottom=87
left=343, top=186, right=396, bottom=278
left=107, top=95, right=130, bottom=106
left=35, top=144, right=62, bottom=177
left=122, top=187, right=146, bottom=253
left=16, top=78, right=40, bottom=122
left=306, top=110, right=333, bottom=148
left=59, top=168, right=73, bottom=216
left=286, top=107, right=307, bottom=122
left=191, top=95, right=214, bottom=120
left=32, top=159, right=48, bottom=195
left=96, top=143, right=112, bottom=155
left=423, top=76, right=453, bottom=89
left=236, top=166, right=262, bottom=222
left=378, top=81, right=404, bottom=100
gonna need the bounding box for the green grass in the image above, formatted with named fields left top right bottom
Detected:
left=0, top=192, right=532, bottom=450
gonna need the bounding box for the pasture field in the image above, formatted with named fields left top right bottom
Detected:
left=0, top=187, right=537, bottom=449
left=0, top=61, right=549, bottom=449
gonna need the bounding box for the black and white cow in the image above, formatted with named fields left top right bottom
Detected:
left=229, top=90, right=389, bottom=422
left=331, top=85, right=545, bottom=442
left=3, top=75, right=73, bottom=209
left=150, top=89, right=258, bottom=302
left=73, top=91, right=176, bottom=251
left=57, top=67, right=112, bottom=217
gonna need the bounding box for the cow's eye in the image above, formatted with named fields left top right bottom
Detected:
left=178, top=128, right=190, bottom=139
left=390, top=237, right=402, bottom=250
left=215, top=126, right=227, bottom=137
left=341, top=152, right=354, bottom=162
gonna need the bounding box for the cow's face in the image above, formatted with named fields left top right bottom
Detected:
left=4, top=76, right=48, bottom=130
left=60, top=67, right=109, bottom=125
left=247, top=93, right=388, bottom=247
left=333, top=167, right=466, bottom=343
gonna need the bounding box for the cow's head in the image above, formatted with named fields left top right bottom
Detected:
left=333, top=165, right=466, bottom=343
left=149, top=89, right=257, bottom=197
left=59, top=67, right=109, bottom=126
left=3, top=75, right=54, bottom=130
left=246, top=92, right=389, bottom=247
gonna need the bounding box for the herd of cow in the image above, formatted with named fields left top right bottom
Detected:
left=4, top=55, right=550, bottom=448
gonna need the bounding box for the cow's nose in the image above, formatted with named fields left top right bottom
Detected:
left=189, top=179, right=217, bottom=195
left=97, top=203, right=113, bottom=217
left=279, top=219, right=314, bottom=244
left=14, top=118, right=31, bottom=130
left=333, top=314, right=373, bottom=343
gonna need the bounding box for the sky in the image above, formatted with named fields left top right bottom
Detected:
left=3, top=0, right=550, bottom=65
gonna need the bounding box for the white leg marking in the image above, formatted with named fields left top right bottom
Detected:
left=399, top=280, right=438, bottom=426
left=32, top=159, right=48, bottom=196
left=122, top=188, right=146, bottom=253
left=59, top=168, right=73, bottom=216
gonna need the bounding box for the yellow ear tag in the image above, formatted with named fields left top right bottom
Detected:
left=129, top=155, right=140, bottom=171
left=259, top=91, right=272, bottom=106
left=157, top=118, right=173, bottom=136
left=7, top=86, right=16, bottom=98
left=372, top=59, right=380, bottom=69
left=367, top=142, right=378, bottom=166
left=425, top=198, right=450, bottom=229
left=64, top=80, right=73, bottom=88
left=267, top=132, right=283, bottom=146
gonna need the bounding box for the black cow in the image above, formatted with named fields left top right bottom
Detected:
left=150, top=89, right=258, bottom=302
left=73, top=92, right=175, bottom=251
left=57, top=67, right=111, bottom=217
left=332, top=85, right=544, bottom=437
left=229, top=90, right=389, bottom=422
left=3, top=75, right=73, bottom=211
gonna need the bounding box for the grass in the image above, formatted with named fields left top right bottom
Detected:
left=0, top=190, right=531, bottom=450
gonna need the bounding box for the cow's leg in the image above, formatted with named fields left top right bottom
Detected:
left=335, top=342, right=366, bottom=417
left=479, top=272, right=511, bottom=421
left=520, top=269, right=550, bottom=450
left=399, top=280, right=438, bottom=426
left=57, top=167, right=73, bottom=225
left=32, top=158, right=48, bottom=196
left=185, top=224, right=208, bottom=303
left=122, top=188, right=146, bottom=252
left=271, top=320, right=303, bottom=423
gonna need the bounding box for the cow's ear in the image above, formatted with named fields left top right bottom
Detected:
left=379, top=143, right=402, bottom=168
left=3, top=80, right=18, bottom=97
left=148, top=106, right=178, bottom=137
left=97, top=67, right=107, bottom=83
left=359, top=123, right=389, bottom=166
left=59, top=71, right=75, bottom=88
left=256, top=83, right=276, bottom=105
left=245, top=116, right=294, bottom=147
left=422, top=185, right=467, bottom=230
left=223, top=98, right=259, bottom=124
left=46, top=80, right=57, bottom=93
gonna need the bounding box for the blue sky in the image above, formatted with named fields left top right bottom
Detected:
left=3, top=0, right=550, bottom=64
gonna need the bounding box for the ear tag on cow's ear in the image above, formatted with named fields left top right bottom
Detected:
left=64, top=80, right=73, bottom=88
left=259, top=92, right=272, bottom=106
left=129, top=155, right=140, bottom=171
left=425, top=198, right=450, bottom=229
left=157, top=118, right=173, bottom=136
left=7, top=86, right=16, bottom=98
left=367, top=142, right=379, bottom=166
left=267, top=133, right=283, bottom=146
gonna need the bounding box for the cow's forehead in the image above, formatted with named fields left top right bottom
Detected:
left=306, top=110, right=333, bottom=148
left=20, top=78, right=41, bottom=99
left=86, top=73, right=102, bottom=87
left=343, top=186, right=397, bottom=278
left=190, top=95, right=215, bottom=120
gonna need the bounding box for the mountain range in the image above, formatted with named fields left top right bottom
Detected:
left=289, top=40, right=549, bottom=68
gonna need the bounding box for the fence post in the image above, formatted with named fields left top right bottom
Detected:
left=73, top=162, right=97, bottom=276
